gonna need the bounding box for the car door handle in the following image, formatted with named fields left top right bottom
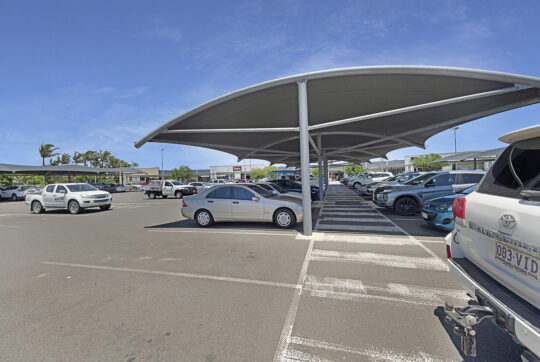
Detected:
left=232, top=201, right=239, bottom=204
left=207, top=200, right=214, bottom=203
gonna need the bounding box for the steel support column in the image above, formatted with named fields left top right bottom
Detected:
left=323, top=153, right=329, bottom=191
left=318, top=155, right=324, bottom=201
left=297, top=80, right=312, bottom=236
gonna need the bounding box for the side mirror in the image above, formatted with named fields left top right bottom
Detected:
left=252, top=197, right=260, bottom=202
left=59, top=189, right=67, bottom=194
left=272, top=190, right=279, bottom=195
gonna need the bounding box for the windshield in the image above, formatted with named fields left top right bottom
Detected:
left=171, top=181, right=183, bottom=185
left=67, top=184, right=97, bottom=192
left=404, top=173, right=436, bottom=185
left=243, top=184, right=274, bottom=198
left=269, top=183, right=288, bottom=193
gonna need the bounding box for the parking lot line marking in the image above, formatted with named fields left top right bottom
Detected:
left=318, top=217, right=392, bottom=223
left=368, top=204, right=448, bottom=263
left=284, top=348, right=333, bottom=362
left=315, top=224, right=401, bottom=232
left=288, top=336, right=447, bottom=362
left=42, top=261, right=298, bottom=289
left=310, top=250, right=449, bottom=271
left=319, top=212, right=384, bottom=217
left=146, top=229, right=297, bottom=237
left=0, top=224, right=21, bottom=228
left=296, top=232, right=415, bottom=245
left=303, top=275, right=467, bottom=307
left=274, top=239, right=314, bottom=362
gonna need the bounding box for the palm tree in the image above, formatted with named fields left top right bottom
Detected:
left=131, top=162, right=139, bottom=167
left=60, top=153, right=71, bottom=164
left=38, top=144, right=60, bottom=166
left=97, top=150, right=111, bottom=168
left=84, top=151, right=98, bottom=167
left=73, top=152, right=84, bottom=165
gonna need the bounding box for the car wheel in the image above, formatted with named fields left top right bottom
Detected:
left=100, top=205, right=111, bottom=211
left=353, top=183, right=359, bottom=189
left=148, top=192, right=156, bottom=199
left=273, top=208, right=296, bottom=229
left=195, top=209, right=214, bottom=227
left=394, top=197, right=418, bottom=216
left=12, top=194, right=17, bottom=201
left=31, top=201, right=44, bottom=214
left=175, top=191, right=183, bottom=199
left=68, top=200, right=81, bottom=214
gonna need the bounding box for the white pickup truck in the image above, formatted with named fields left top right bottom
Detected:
left=142, top=180, right=197, bottom=199
left=444, top=124, right=539, bottom=361
left=25, top=183, right=112, bottom=214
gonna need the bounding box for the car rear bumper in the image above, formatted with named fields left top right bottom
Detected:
left=181, top=209, right=195, bottom=220
left=447, top=256, right=540, bottom=358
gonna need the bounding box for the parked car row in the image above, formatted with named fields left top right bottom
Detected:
left=1, top=185, right=40, bottom=201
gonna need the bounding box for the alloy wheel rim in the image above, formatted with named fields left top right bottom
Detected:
left=198, top=212, right=209, bottom=225
left=277, top=212, right=291, bottom=226
left=70, top=203, right=78, bottom=212
left=33, top=203, right=40, bottom=212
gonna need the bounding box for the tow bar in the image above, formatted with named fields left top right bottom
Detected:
left=444, top=302, right=494, bottom=357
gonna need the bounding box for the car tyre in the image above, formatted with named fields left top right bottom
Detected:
left=100, top=205, right=111, bottom=211
left=68, top=200, right=81, bottom=215
left=195, top=209, right=214, bottom=227
left=394, top=197, right=418, bottom=216
left=148, top=192, right=156, bottom=199
left=175, top=191, right=183, bottom=199
left=31, top=201, right=44, bottom=214
left=273, top=208, right=296, bottom=229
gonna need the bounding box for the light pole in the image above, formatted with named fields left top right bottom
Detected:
left=453, top=127, right=459, bottom=170
left=161, top=148, right=164, bottom=180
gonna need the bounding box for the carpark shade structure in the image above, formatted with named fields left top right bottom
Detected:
left=134, top=66, right=540, bottom=236
left=0, top=163, right=144, bottom=182
left=432, top=147, right=505, bottom=169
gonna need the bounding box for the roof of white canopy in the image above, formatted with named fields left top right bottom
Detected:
left=134, top=66, right=540, bottom=165
left=0, top=163, right=144, bottom=175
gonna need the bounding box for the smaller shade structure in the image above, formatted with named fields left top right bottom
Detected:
left=433, top=148, right=505, bottom=163
left=0, top=163, right=143, bottom=177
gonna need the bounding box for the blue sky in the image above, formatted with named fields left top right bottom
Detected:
left=1, top=0, right=539, bottom=170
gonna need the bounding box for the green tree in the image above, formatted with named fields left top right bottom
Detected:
left=60, top=153, right=71, bottom=164
left=38, top=144, right=60, bottom=166
left=249, top=166, right=278, bottom=180
left=310, top=167, right=319, bottom=176
left=344, top=164, right=365, bottom=175
left=170, top=165, right=193, bottom=181
left=0, top=175, right=14, bottom=186
left=131, top=161, right=139, bottom=167
left=412, top=153, right=447, bottom=171
left=49, top=157, right=61, bottom=166
left=73, top=151, right=84, bottom=165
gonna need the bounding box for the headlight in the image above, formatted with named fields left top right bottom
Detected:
left=437, top=204, right=452, bottom=211
left=81, top=194, right=91, bottom=198
left=383, top=194, right=388, bottom=200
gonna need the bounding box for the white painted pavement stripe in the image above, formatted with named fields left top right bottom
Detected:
left=42, top=261, right=298, bottom=289
left=284, top=349, right=333, bottom=362
left=274, top=239, right=314, bottom=362
left=319, top=211, right=384, bottom=216
left=304, top=275, right=467, bottom=306
left=319, top=217, right=392, bottom=223
left=147, top=229, right=297, bottom=237
left=315, top=224, right=401, bottom=232
left=310, top=249, right=449, bottom=271
left=289, top=336, right=449, bottom=362
left=297, top=232, right=415, bottom=245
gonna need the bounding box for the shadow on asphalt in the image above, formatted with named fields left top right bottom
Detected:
left=144, top=218, right=302, bottom=233
left=433, top=306, right=524, bottom=361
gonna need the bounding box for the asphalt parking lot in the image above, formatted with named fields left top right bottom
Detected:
left=0, top=185, right=523, bottom=361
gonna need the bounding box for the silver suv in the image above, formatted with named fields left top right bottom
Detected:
left=374, top=170, right=485, bottom=215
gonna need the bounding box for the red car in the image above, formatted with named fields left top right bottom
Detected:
left=234, top=179, right=249, bottom=183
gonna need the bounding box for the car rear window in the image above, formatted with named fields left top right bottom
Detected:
left=477, top=139, right=540, bottom=199
left=461, top=173, right=484, bottom=184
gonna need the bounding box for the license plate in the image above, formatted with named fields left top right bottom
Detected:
left=495, top=242, right=539, bottom=282
left=94, top=199, right=107, bottom=203
left=421, top=212, right=428, bottom=219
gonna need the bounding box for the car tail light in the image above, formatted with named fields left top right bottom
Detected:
left=182, top=200, right=187, bottom=207
left=453, top=197, right=466, bottom=221
left=446, top=245, right=451, bottom=259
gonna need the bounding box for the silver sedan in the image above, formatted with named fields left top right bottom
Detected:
left=181, top=184, right=303, bottom=228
